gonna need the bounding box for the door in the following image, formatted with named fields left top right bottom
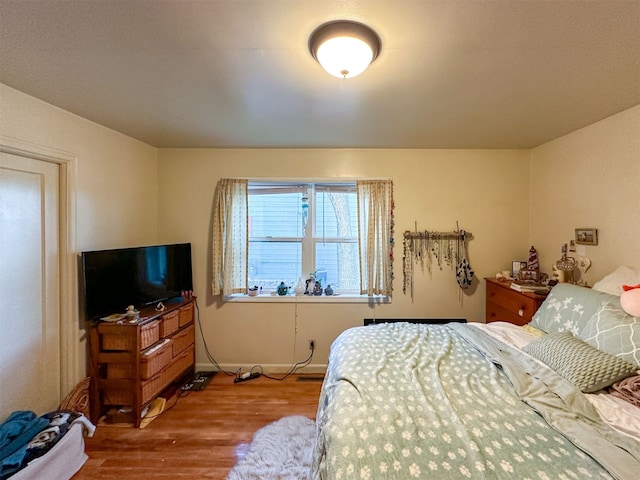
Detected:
left=0, top=152, right=61, bottom=417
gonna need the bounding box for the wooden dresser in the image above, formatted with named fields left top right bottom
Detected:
left=485, top=278, right=547, bottom=326
left=89, top=299, right=195, bottom=427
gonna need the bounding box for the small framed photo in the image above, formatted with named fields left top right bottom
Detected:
left=512, top=261, right=526, bottom=279
left=575, top=228, right=598, bottom=245
left=518, top=268, right=539, bottom=281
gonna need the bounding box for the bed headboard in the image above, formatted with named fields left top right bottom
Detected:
left=364, top=318, right=466, bottom=326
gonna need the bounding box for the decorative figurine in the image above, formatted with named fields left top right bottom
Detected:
left=324, top=284, right=334, bottom=296
left=305, top=272, right=317, bottom=295
left=277, top=282, right=288, bottom=296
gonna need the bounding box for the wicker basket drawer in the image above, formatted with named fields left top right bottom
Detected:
left=140, top=339, right=172, bottom=379
left=159, top=310, right=179, bottom=337
left=101, top=320, right=160, bottom=351
left=100, top=324, right=135, bottom=351
left=172, top=324, right=194, bottom=357
left=166, top=345, right=194, bottom=381
left=141, top=372, right=163, bottom=404
left=140, top=320, right=161, bottom=349
left=178, top=303, right=194, bottom=327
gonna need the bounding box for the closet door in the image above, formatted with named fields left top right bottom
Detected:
left=0, top=152, right=61, bottom=417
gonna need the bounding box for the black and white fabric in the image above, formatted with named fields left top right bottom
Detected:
left=456, top=230, right=474, bottom=289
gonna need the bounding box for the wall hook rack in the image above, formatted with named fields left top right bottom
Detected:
left=402, top=222, right=474, bottom=300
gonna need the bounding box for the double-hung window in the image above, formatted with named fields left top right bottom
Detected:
left=212, top=177, right=393, bottom=298
left=248, top=182, right=359, bottom=294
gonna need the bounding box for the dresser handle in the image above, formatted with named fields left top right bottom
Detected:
left=518, top=308, right=524, bottom=317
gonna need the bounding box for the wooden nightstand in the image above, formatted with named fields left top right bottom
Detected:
left=485, top=277, right=547, bottom=326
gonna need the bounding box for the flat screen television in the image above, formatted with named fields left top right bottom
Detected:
left=81, top=243, right=193, bottom=321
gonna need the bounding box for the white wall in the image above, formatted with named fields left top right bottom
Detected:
left=530, top=105, right=640, bottom=285
left=158, top=148, right=531, bottom=372
left=0, top=84, right=160, bottom=386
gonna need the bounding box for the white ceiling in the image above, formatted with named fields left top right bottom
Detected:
left=1, top=0, right=638, bottom=149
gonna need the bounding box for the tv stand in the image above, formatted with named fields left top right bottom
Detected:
left=88, top=299, right=195, bottom=427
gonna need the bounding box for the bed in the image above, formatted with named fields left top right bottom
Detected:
left=313, top=276, right=640, bottom=479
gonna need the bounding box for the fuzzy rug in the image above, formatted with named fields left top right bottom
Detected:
left=227, top=415, right=316, bottom=480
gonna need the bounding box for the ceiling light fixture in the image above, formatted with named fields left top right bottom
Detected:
left=308, top=20, right=381, bottom=79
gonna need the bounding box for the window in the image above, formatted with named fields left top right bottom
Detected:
left=212, top=177, right=393, bottom=298
left=248, top=183, right=359, bottom=293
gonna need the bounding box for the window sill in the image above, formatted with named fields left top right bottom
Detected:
left=223, top=293, right=391, bottom=304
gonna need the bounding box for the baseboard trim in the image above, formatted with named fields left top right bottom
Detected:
left=195, top=362, right=327, bottom=375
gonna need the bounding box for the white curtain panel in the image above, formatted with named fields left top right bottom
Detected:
left=357, top=180, right=394, bottom=296
left=211, top=178, right=248, bottom=296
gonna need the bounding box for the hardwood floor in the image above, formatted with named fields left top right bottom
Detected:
left=74, top=373, right=323, bottom=479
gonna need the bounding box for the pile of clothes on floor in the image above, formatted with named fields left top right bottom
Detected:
left=0, top=410, right=94, bottom=479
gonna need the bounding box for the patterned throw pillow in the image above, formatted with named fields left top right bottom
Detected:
left=579, top=302, right=640, bottom=366
left=529, top=283, right=620, bottom=335
left=522, top=332, right=638, bottom=393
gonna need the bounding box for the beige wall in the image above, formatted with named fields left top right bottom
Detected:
left=530, top=105, right=640, bottom=285
left=5, top=80, right=636, bottom=378
left=0, top=84, right=160, bottom=251
left=0, top=84, right=160, bottom=384
left=158, top=148, right=531, bottom=371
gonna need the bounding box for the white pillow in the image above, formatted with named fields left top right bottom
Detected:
left=592, top=266, right=640, bottom=296
left=472, top=322, right=542, bottom=349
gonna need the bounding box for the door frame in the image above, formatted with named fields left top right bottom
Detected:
left=0, top=134, right=79, bottom=399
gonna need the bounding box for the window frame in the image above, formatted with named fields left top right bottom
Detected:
left=244, top=180, right=363, bottom=297
left=223, top=178, right=393, bottom=306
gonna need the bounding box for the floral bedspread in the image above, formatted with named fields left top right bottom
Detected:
left=313, top=323, right=640, bottom=480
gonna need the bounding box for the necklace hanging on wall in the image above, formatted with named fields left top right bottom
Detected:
left=402, top=224, right=474, bottom=301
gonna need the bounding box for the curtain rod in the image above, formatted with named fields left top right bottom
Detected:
left=227, top=177, right=392, bottom=183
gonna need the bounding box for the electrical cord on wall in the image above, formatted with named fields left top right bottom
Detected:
left=194, top=299, right=315, bottom=382
left=194, top=300, right=238, bottom=377
left=259, top=344, right=314, bottom=381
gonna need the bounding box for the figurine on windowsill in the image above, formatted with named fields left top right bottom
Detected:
left=305, top=277, right=314, bottom=295
left=305, top=272, right=318, bottom=295
left=277, top=282, right=289, bottom=296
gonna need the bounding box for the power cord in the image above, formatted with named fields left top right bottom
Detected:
left=194, top=299, right=315, bottom=382
left=194, top=300, right=238, bottom=377
left=260, top=343, right=314, bottom=381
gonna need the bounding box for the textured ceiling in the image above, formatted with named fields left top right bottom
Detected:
left=1, top=0, right=639, bottom=149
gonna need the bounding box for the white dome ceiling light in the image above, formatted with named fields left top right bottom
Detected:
left=308, top=20, right=381, bottom=79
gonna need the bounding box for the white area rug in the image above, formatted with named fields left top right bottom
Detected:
left=227, top=415, right=316, bottom=480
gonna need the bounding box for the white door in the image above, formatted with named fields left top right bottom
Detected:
left=0, top=152, right=61, bottom=417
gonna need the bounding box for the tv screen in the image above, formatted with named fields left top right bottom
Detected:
left=81, top=243, right=193, bottom=320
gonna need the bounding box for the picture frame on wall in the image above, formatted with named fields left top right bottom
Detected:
left=575, top=228, right=598, bottom=245
left=512, top=261, right=526, bottom=279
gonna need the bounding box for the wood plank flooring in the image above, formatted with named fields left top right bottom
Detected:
left=73, top=373, right=323, bottom=479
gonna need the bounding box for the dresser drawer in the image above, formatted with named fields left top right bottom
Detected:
left=485, top=279, right=543, bottom=324
left=486, top=301, right=529, bottom=326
